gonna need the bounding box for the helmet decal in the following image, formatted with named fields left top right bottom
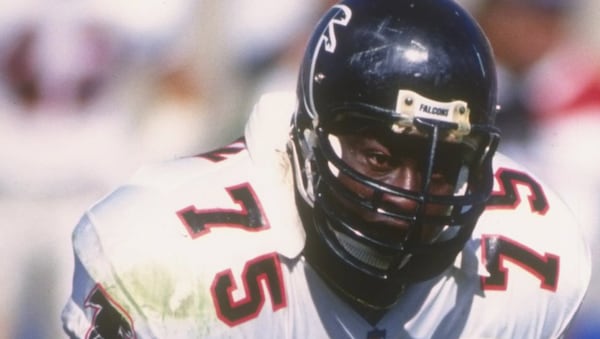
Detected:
left=321, top=5, right=353, bottom=53
left=307, top=5, right=352, bottom=119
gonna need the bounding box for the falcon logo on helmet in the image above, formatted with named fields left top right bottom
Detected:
left=321, top=5, right=352, bottom=53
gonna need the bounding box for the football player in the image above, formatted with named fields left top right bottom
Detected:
left=62, top=0, right=590, bottom=337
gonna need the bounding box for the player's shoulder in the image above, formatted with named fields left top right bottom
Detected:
left=482, top=152, right=590, bottom=273
left=484, top=152, right=586, bottom=237
left=78, top=137, right=251, bottom=234
left=469, top=152, right=591, bottom=334
left=129, top=138, right=249, bottom=189
left=72, top=132, right=304, bottom=271
left=72, top=138, right=251, bottom=255
left=485, top=152, right=581, bottom=221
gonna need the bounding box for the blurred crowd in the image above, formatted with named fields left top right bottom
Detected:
left=0, top=0, right=598, bottom=338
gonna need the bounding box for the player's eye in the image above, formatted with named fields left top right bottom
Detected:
left=366, top=151, right=393, bottom=171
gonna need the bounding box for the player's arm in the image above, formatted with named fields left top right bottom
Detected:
left=61, top=214, right=136, bottom=339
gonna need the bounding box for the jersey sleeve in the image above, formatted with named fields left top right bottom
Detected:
left=60, top=144, right=306, bottom=338
left=60, top=180, right=229, bottom=338
left=467, top=153, right=592, bottom=337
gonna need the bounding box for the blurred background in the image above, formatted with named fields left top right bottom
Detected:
left=0, top=0, right=598, bottom=338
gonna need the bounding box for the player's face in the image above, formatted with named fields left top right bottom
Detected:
left=335, top=128, right=460, bottom=243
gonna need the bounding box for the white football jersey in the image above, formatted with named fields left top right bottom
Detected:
left=62, top=92, right=590, bottom=338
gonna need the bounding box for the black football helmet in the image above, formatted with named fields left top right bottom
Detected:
left=289, top=0, right=501, bottom=310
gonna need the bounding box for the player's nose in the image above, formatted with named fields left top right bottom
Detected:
left=379, top=163, right=422, bottom=212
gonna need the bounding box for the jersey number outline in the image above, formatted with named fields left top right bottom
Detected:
left=481, top=235, right=559, bottom=291
left=486, top=167, right=549, bottom=215
left=211, top=253, right=287, bottom=327
left=177, top=183, right=269, bottom=238
left=481, top=168, right=559, bottom=291
left=180, top=184, right=286, bottom=326
left=84, top=284, right=136, bottom=339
